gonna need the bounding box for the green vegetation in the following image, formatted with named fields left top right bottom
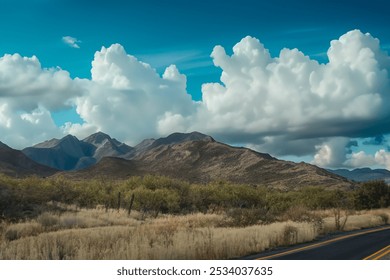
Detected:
left=1, top=173, right=389, bottom=223
left=1, top=173, right=389, bottom=259
left=354, top=180, right=390, bottom=209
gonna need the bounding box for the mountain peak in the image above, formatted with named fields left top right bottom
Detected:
left=33, top=138, right=60, bottom=148
left=172, top=131, right=214, bottom=141
left=153, top=131, right=215, bottom=147
left=60, top=134, right=79, bottom=143
left=83, top=131, right=112, bottom=145
left=69, top=135, right=352, bottom=189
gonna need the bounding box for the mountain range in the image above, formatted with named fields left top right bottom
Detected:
left=22, top=132, right=133, bottom=170
left=328, top=168, right=390, bottom=183
left=1, top=131, right=387, bottom=189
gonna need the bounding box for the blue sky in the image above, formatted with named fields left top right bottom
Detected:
left=1, top=0, right=390, bottom=170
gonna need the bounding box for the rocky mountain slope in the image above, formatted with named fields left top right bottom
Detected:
left=22, top=132, right=133, bottom=170
left=21, top=131, right=212, bottom=170
left=2, top=131, right=355, bottom=189
left=63, top=132, right=353, bottom=190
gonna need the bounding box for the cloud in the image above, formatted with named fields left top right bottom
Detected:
left=0, top=53, right=85, bottom=148
left=62, top=36, right=81, bottom=48
left=345, top=149, right=390, bottom=170
left=2, top=29, right=390, bottom=172
left=0, top=104, right=63, bottom=148
left=375, top=149, right=390, bottom=169
left=312, top=138, right=350, bottom=168
left=0, top=53, right=84, bottom=111
left=362, top=135, right=387, bottom=146
left=312, top=139, right=390, bottom=170
left=344, top=151, right=377, bottom=169
left=158, top=30, right=390, bottom=159
left=66, top=44, right=195, bottom=145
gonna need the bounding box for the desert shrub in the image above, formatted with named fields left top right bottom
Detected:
left=281, top=205, right=324, bottom=234
left=178, top=213, right=225, bottom=228
left=282, top=204, right=323, bottom=223
left=189, top=184, right=221, bottom=212
left=4, top=222, right=43, bottom=241
left=297, top=187, right=341, bottom=209
left=375, top=212, right=389, bottom=224
left=0, top=185, right=15, bottom=218
left=152, top=219, right=179, bottom=247
left=37, top=213, right=60, bottom=229
left=132, top=187, right=181, bottom=217
left=3, top=172, right=389, bottom=224
left=0, top=222, right=6, bottom=237
left=60, top=216, right=82, bottom=228
left=4, top=228, right=18, bottom=241
left=353, top=180, right=390, bottom=209
left=224, top=207, right=273, bottom=227
left=265, top=191, right=296, bottom=214
left=282, top=225, right=298, bottom=245
left=142, top=175, right=189, bottom=191
left=45, top=177, right=81, bottom=205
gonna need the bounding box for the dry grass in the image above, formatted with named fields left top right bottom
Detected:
left=0, top=206, right=316, bottom=259
left=319, top=208, right=390, bottom=233
left=0, top=207, right=389, bottom=260
left=0, top=220, right=316, bottom=259
left=1, top=206, right=143, bottom=243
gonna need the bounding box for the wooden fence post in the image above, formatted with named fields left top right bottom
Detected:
left=117, top=192, right=121, bottom=212
left=128, top=194, right=135, bottom=216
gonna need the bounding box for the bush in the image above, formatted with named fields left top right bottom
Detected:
left=375, top=212, right=389, bottom=224
left=224, top=207, right=273, bottom=227
left=37, top=213, right=59, bottom=229
left=4, top=228, right=18, bottom=241
left=354, top=180, right=390, bottom=209
left=282, top=225, right=298, bottom=245
left=4, top=222, right=43, bottom=241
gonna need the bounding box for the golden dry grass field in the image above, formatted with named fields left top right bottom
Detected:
left=1, top=205, right=389, bottom=260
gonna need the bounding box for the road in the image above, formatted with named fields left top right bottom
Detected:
left=245, top=225, right=390, bottom=260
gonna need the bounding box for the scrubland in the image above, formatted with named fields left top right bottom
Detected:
left=0, top=174, right=389, bottom=259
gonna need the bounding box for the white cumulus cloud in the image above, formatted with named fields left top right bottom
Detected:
left=344, top=151, right=377, bottom=169
left=374, top=149, right=390, bottom=170
left=66, top=44, right=196, bottom=145
left=312, top=138, right=350, bottom=168
left=158, top=30, right=390, bottom=162
left=344, top=149, right=390, bottom=170
left=0, top=104, right=63, bottom=148
left=2, top=29, right=390, bottom=172
left=0, top=53, right=86, bottom=148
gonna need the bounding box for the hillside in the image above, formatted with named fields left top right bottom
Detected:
left=1, top=131, right=355, bottom=189
left=22, top=132, right=133, bottom=170
left=0, top=141, right=57, bottom=177
left=62, top=133, right=352, bottom=190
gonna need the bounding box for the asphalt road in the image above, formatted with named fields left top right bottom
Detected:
left=246, top=225, right=390, bottom=260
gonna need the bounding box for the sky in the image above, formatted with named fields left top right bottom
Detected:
left=1, top=0, right=390, bottom=170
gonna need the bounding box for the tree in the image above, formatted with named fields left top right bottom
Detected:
left=354, top=180, right=390, bottom=209
left=329, top=190, right=353, bottom=231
